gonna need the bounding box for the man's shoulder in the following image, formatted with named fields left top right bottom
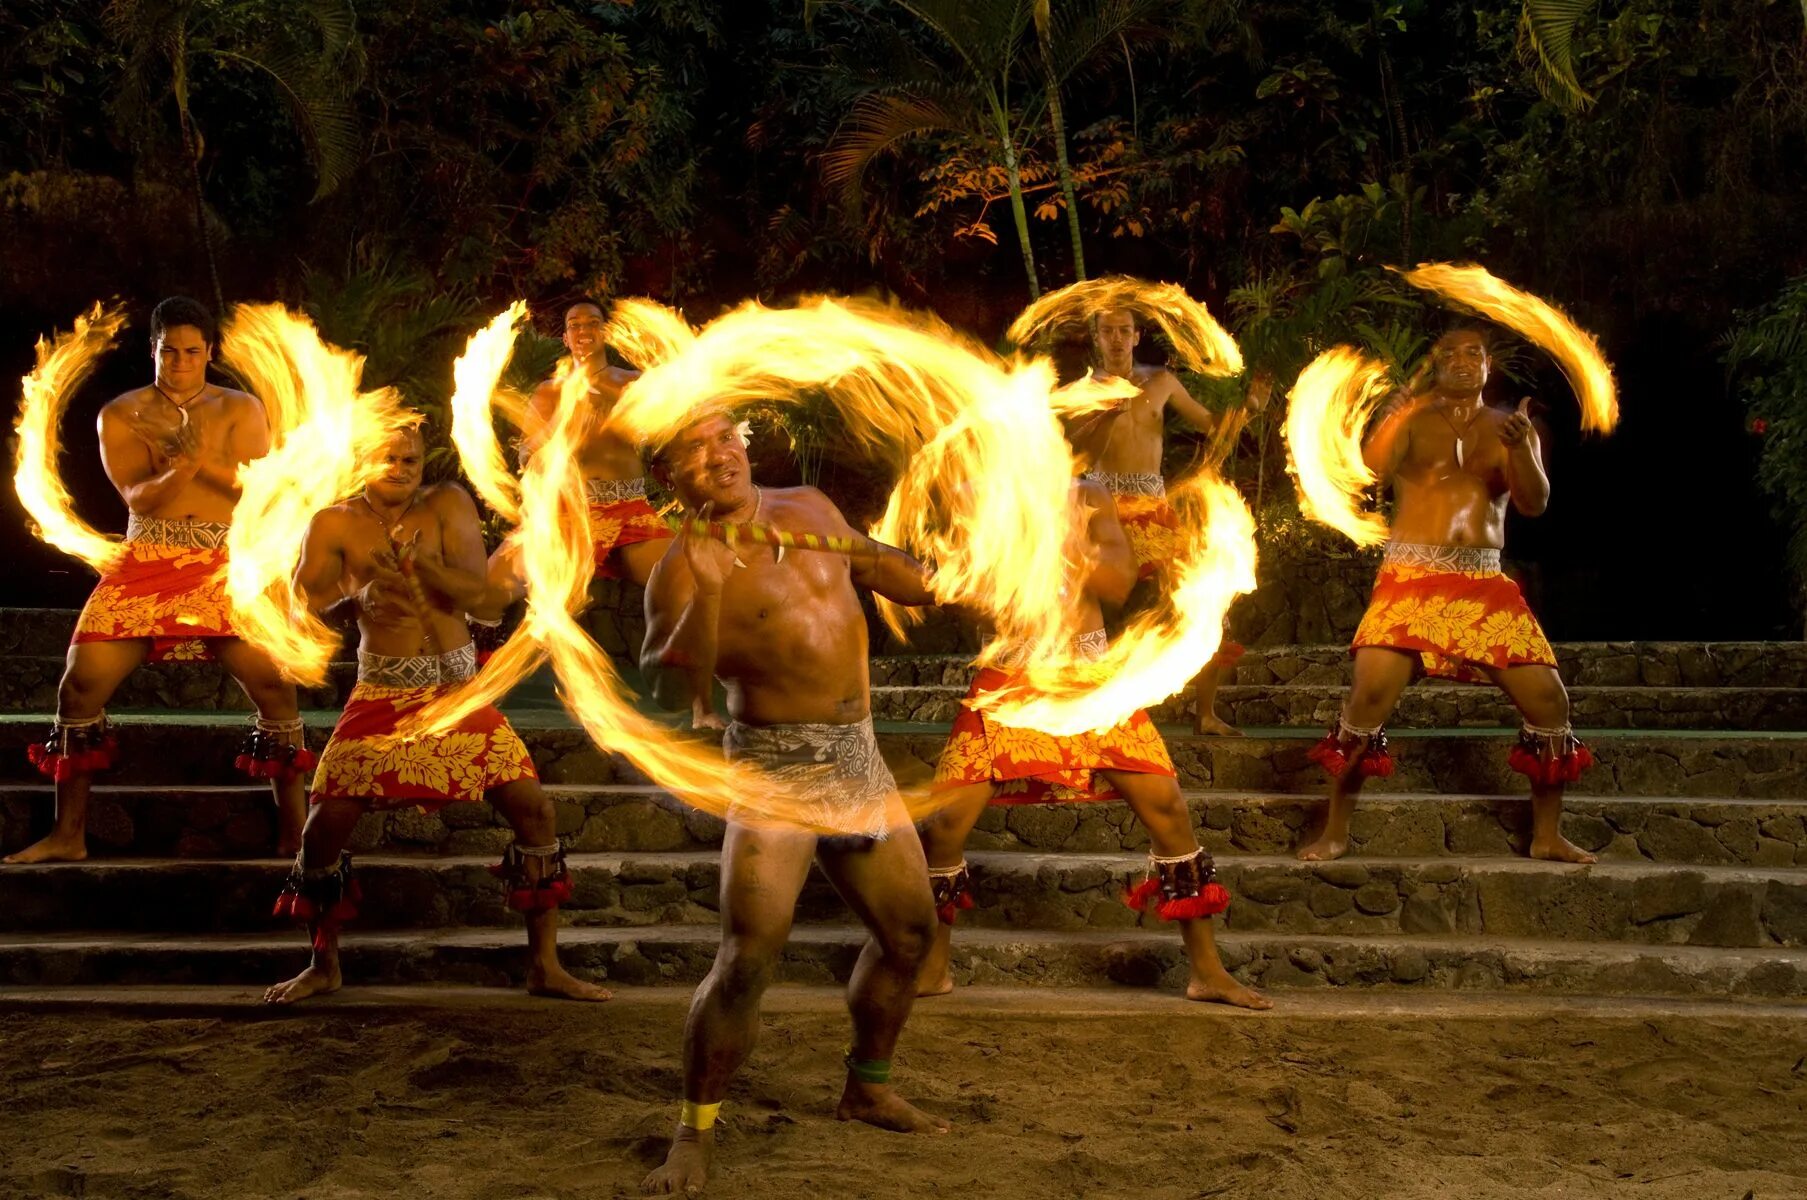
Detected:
left=214, top=385, right=260, bottom=409
left=100, top=386, right=154, bottom=415
left=422, top=480, right=477, bottom=512
left=1133, top=363, right=1177, bottom=389
left=772, top=485, right=843, bottom=521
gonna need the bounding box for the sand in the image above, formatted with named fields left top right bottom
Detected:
left=2, top=987, right=1804, bottom=1200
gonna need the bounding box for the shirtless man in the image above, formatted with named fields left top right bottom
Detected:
left=7, top=296, right=308, bottom=864
left=1087, top=308, right=1267, bottom=737
left=639, top=413, right=946, bottom=1195
left=919, top=419, right=1268, bottom=1010
left=262, top=424, right=609, bottom=1004
left=1297, top=327, right=1596, bottom=865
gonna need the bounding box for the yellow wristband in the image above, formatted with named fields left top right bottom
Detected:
left=679, top=1099, right=722, bottom=1131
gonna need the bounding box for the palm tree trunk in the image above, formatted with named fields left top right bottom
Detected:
left=1036, top=14, right=1085, bottom=281
left=999, top=130, right=1042, bottom=300
left=177, top=107, right=225, bottom=316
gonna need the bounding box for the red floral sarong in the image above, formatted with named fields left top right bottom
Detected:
left=933, top=667, right=1176, bottom=804
left=311, top=682, right=537, bottom=811
left=1352, top=560, right=1557, bottom=684
left=1111, top=494, right=1180, bottom=582
left=588, top=484, right=672, bottom=581
left=73, top=521, right=234, bottom=662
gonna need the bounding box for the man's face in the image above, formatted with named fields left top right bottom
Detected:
left=154, top=325, right=210, bottom=392
left=656, top=414, right=751, bottom=511
left=564, top=303, right=605, bottom=362
left=1432, top=331, right=1489, bottom=394
left=1093, top=311, right=1139, bottom=367
left=367, top=430, right=426, bottom=506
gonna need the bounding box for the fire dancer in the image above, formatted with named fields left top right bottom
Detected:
left=7, top=297, right=309, bottom=864
left=1297, top=327, right=1595, bottom=864
left=918, top=414, right=1268, bottom=1009
left=262, top=423, right=608, bottom=1004
left=639, top=413, right=947, bottom=1196
left=1086, top=308, right=1267, bottom=736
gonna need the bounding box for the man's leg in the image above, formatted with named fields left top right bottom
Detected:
left=1298, top=647, right=1416, bottom=862
left=1191, top=641, right=1243, bottom=738
left=816, top=826, right=951, bottom=1133
left=644, top=821, right=818, bottom=1197
left=913, top=782, right=995, bottom=996
left=216, top=638, right=309, bottom=856
left=1103, top=769, right=1271, bottom=1009
left=263, top=794, right=366, bottom=1004
left=487, top=777, right=612, bottom=1000
left=1484, top=664, right=1598, bottom=864
left=5, top=639, right=147, bottom=864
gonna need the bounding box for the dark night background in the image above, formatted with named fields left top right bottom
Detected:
left=2, top=0, right=1802, bottom=638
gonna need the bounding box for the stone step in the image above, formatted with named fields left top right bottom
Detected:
left=870, top=641, right=1807, bottom=690
left=870, top=683, right=1807, bottom=732
left=1, top=924, right=1801, bottom=999
left=8, top=783, right=1805, bottom=868
left=0, top=655, right=351, bottom=714
left=2, top=712, right=1804, bottom=798
left=4, top=850, right=1802, bottom=949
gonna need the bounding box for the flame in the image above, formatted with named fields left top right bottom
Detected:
left=1005, top=276, right=1244, bottom=379
left=222, top=304, right=416, bottom=687
left=12, top=303, right=130, bottom=573
left=1398, top=263, right=1618, bottom=433
left=449, top=301, right=529, bottom=523
left=1282, top=346, right=1394, bottom=548
left=973, top=472, right=1257, bottom=734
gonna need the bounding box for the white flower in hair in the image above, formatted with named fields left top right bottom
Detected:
left=734, top=419, right=752, bottom=447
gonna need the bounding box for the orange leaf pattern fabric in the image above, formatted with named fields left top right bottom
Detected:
left=934, top=667, right=1176, bottom=805
left=1352, top=562, right=1557, bottom=683
left=72, top=541, right=233, bottom=663
left=591, top=495, right=672, bottom=580
left=311, top=682, right=537, bottom=811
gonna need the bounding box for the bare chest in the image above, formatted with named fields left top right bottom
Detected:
left=340, top=510, right=444, bottom=584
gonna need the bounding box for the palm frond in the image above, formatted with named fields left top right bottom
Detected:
left=890, top=0, right=1033, bottom=80
left=1045, top=0, right=1169, bottom=86
left=1517, top=0, right=1596, bottom=112
left=823, top=86, right=975, bottom=193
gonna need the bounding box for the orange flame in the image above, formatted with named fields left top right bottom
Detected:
left=1006, top=276, right=1244, bottom=379
left=1282, top=346, right=1394, bottom=548
left=1399, top=263, right=1618, bottom=433
left=12, top=303, right=130, bottom=573
left=449, top=300, right=529, bottom=523
left=222, top=304, right=416, bottom=687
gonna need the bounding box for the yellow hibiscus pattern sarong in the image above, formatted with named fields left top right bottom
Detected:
left=311, top=682, right=537, bottom=810
left=73, top=540, right=232, bottom=662
left=1352, top=561, right=1557, bottom=683
left=934, top=667, right=1177, bottom=805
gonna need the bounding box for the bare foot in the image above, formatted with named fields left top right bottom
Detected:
left=1296, top=833, right=1348, bottom=862
left=262, top=963, right=341, bottom=1005
left=2, top=833, right=88, bottom=865
left=836, top=1080, right=950, bottom=1133
left=643, top=1127, right=712, bottom=1196
left=1192, top=713, right=1244, bottom=737
left=1187, top=970, right=1273, bottom=1010
left=1529, top=834, right=1597, bottom=865
left=527, top=963, right=613, bottom=1002
left=915, top=973, right=954, bottom=998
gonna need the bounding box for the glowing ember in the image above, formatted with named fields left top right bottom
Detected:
left=1399, top=263, right=1618, bottom=433
left=1282, top=346, right=1394, bottom=548
left=12, top=303, right=130, bottom=573
left=222, top=303, right=417, bottom=688
left=1005, top=276, right=1244, bottom=380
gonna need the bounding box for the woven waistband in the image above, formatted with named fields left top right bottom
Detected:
left=584, top=477, right=649, bottom=505
left=993, top=628, right=1109, bottom=671
left=1383, top=541, right=1502, bottom=573
left=125, top=515, right=231, bottom=550
left=1083, top=470, right=1165, bottom=498
left=356, top=641, right=478, bottom=687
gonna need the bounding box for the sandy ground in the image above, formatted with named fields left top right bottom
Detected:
left=2, top=987, right=1804, bottom=1200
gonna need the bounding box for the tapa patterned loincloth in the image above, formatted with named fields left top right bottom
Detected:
left=723, top=716, right=899, bottom=839
left=356, top=641, right=477, bottom=687
left=1083, top=471, right=1166, bottom=498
